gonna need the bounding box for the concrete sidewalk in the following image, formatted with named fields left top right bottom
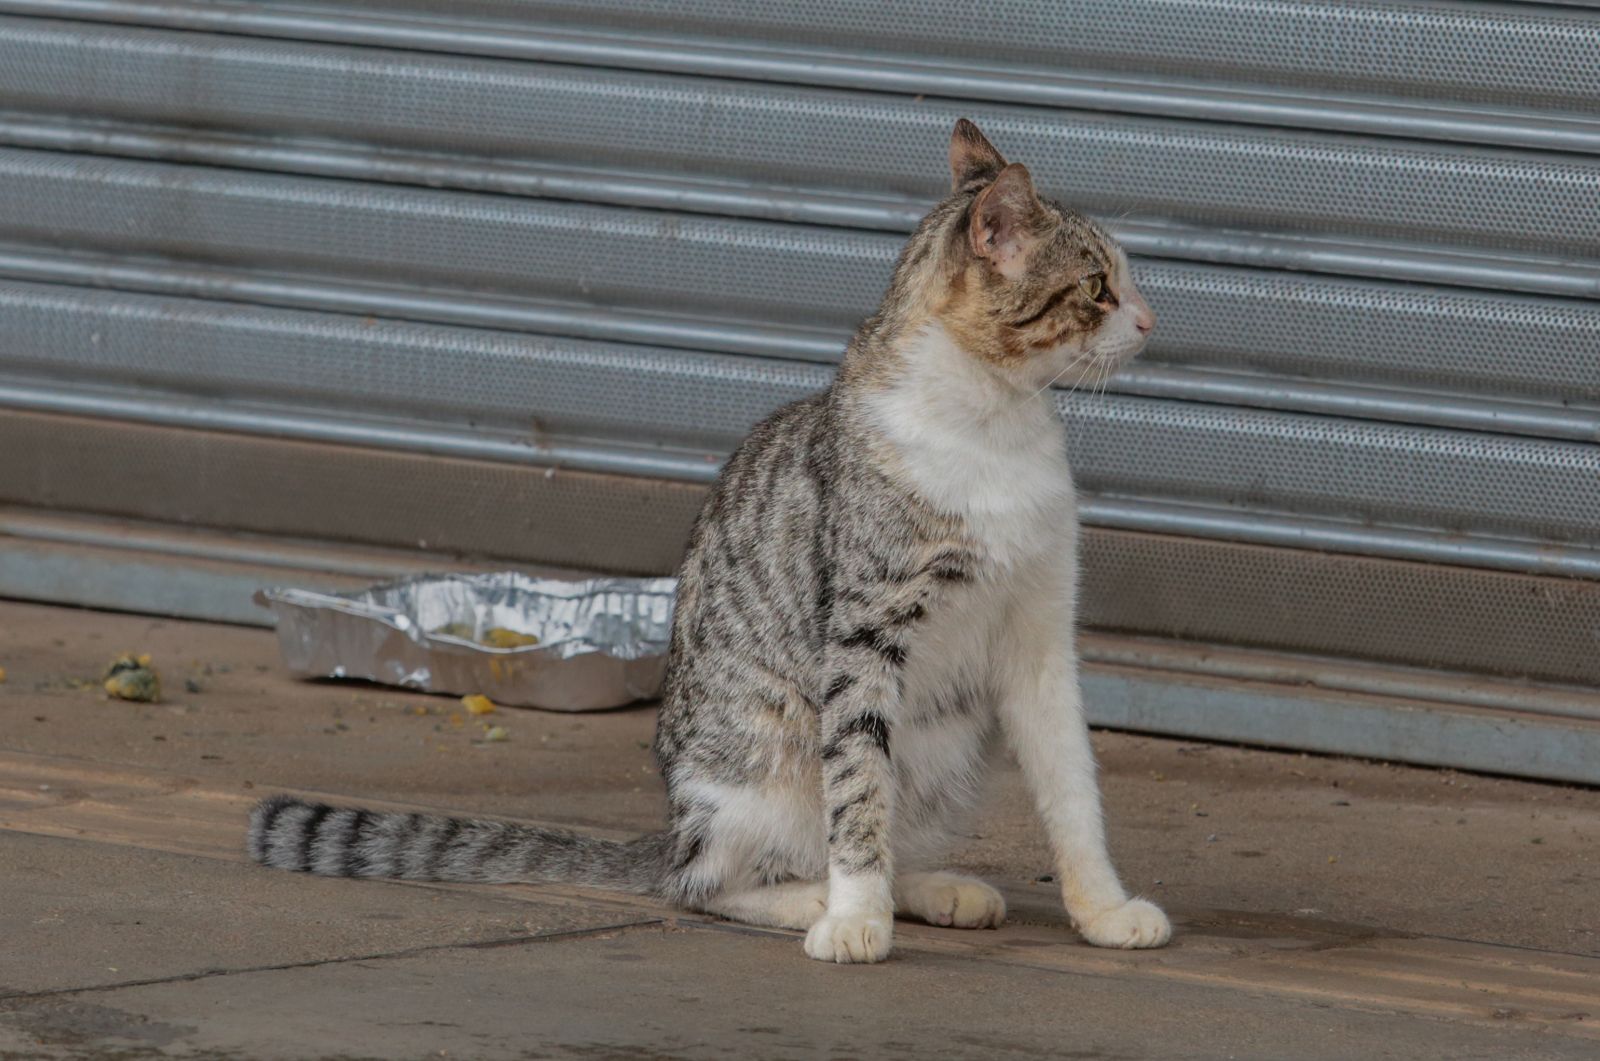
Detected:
left=1, top=599, right=1596, bottom=1059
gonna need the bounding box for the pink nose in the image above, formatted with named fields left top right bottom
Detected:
left=1125, top=290, right=1155, bottom=334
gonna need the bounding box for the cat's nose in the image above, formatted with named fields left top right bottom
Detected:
left=1131, top=300, right=1155, bottom=334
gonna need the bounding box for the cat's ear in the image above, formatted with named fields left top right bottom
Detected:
left=949, top=118, right=1006, bottom=191
left=968, top=163, right=1041, bottom=277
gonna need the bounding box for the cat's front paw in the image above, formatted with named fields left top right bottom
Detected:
left=803, top=912, right=894, bottom=963
left=1075, top=898, right=1171, bottom=949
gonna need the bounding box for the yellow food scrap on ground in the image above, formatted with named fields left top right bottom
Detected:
left=0, top=666, right=7, bottom=683
left=482, top=725, right=509, bottom=742
left=103, top=653, right=160, bottom=702
left=462, top=694, right=496, bottom=716
left=481, top=627, right=540, bottom=649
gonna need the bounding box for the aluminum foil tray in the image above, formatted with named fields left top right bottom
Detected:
left=255, top=573, right=676, bottom=711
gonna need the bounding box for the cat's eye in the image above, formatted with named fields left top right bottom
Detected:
left=1080, top=274, right=1106, bottom=301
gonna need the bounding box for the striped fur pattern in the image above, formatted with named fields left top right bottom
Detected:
left=248, top=120, right=1170, bottom=962
left=248, top=795, right=668, bottom=891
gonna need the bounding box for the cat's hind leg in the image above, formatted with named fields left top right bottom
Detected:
left=894, top=871, right=1005, bottom=928
left=700, top=880, right=829, bottom=930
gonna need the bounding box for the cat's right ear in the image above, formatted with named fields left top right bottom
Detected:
left=949, top=118, right=1006, bottom=191
left=968, top=163, right=1041, bottom=278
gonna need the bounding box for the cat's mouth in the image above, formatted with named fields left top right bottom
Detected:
left=1100, top=330, right=1151, bottom=365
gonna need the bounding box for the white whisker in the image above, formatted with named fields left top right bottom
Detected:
left=1093, top=357, right=1114, bottom=399
left=1022, top=357, right=1079, bottom=406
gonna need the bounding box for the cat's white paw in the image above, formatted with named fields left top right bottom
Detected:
left=1075, top=898, right=1172, bottom=949
left=803, top=912, right=894, bottom=963
left=897, top=873, right=1006, bottom=929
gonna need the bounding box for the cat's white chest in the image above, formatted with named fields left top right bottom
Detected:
left=864, top=325, right=1078, bottom=571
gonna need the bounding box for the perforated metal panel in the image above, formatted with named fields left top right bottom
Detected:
left=1, top=0, right=1597, bottom=772
left=349, top=0, right=1600, bottom=115
left=1136, top=263, right=1600, bottom=406
left=1, top=280, right=1595, bottom=550
left=4, top=24, right=1600, bottom=259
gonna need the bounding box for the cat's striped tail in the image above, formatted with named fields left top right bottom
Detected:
left=247, top=795, right=671, bottom=893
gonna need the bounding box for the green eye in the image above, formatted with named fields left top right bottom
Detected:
left=1081, top=274, right=1106, bottom=300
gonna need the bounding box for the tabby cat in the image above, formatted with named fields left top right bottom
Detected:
left=249, top=119, right=1171, bottom=963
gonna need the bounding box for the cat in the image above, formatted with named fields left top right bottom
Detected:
left=249, top=118, right=1170, bottom=963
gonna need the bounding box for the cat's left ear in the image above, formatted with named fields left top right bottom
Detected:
left=949, top=118, right=1006, bottom=191
left=968, top=163, right=1042, bottom=278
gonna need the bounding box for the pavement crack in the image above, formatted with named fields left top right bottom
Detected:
left=0, top=918, right=664, bottom=1004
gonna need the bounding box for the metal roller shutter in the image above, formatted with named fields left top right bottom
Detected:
left=1, top=1, right=1597, bottom=779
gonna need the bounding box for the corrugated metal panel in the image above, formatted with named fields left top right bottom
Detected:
left=6, top=21, right=1600, bottom=259
left=7, top=2, right=1598, bottom=152
left=1, top=0, right=1596, bottom=773
left=1, top=280, right=1595, bottom=552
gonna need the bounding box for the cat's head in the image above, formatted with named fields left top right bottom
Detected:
left=918, top=119, right=1153, bottom=390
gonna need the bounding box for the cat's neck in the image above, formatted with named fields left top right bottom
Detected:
left=850, top=322, right=1075, bottom=539
left=854, top=321, right=1062, bottom=438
